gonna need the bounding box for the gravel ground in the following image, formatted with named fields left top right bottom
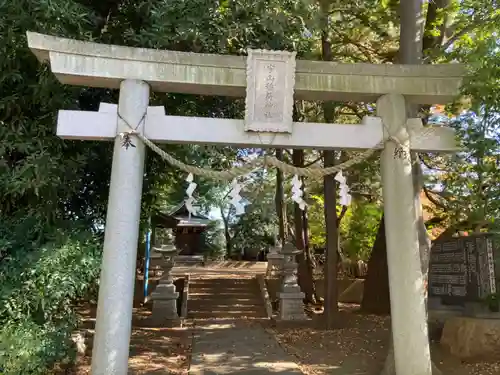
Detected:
left=59, top=305, right=191, bottom=375
left=271, top=303, right=500, bottom=375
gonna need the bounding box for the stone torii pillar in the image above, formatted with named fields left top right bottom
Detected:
left=58, top=97, right=165, bottom=375
left=26, top=31, right=463, bottom=375
left=378, top=93, right=431, bottom=375
left=90, top=80, right=150, bottom=374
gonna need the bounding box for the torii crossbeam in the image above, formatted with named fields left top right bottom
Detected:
left=58, top=107, right=456, bottom=152
left=27, top=31, right=462, bottom=375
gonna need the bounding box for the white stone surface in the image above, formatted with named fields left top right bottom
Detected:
left=26, top=32, right=464, bottom=104
left=91, top=80, right=149, bottom=375
left=57, top=109, right=458, bottom=152
left=244, top=49, right=296, bottom=133
left=56, top=103, right=164, bottom=140
left=378, top=94, right=432, bottom=375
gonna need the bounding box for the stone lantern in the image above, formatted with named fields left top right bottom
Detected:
left=266, top=245, right=284, bottom=277
left=278, top=243, right=307, bottom=320
left=150, top=244, right=181, bottom=321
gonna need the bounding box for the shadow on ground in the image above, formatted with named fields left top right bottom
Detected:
left=272, top=304, right=500, bottom=375
left=188, top=276, right=303, bottom=374
left=60, top=272, right=500, bottom=375
left=63, top=305, right=191, bottom=375
left=188, top=277, right=267, bottom=320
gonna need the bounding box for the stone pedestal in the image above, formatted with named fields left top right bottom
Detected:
left=151, top=245, right=180, bottom=321
left=151, top=283, right=179, bottom=319
left=278, top=244, right=307, bottom=320
left=279, top=292, right=307, bottom=320
left=266, top=246, right=284, bottom=277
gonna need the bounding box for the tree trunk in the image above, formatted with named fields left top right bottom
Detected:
left=293, top=148, right=317, bottom=303
left=302, top=208, right=316, bottom=272
left=275, top=149, right=287, bottom=246
left=323, top=150, right=339, bottom=327
left=302, top=207, right=319, bottom=301
left=363, top=0, right=456, bottom=310
left=221, top=207, right=232, bottom=257
left=361, top=216, right=390, bottom=314
left=295, top=210, right=317, bottom=304
left=302, top=209, right=310, bottom=253
left=319, top=9, right=340, bottom=327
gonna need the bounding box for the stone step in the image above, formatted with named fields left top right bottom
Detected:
left=187, top=277, right=267, bottom=320
left=190, top=298, right=264, bottom=303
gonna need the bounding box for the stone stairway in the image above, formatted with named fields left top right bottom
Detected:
left=187, top=276, right=303, bottom=374
left=187, top=276, right=268, bottom=320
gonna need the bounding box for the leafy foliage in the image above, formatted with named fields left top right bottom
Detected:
left=423, top=37, right=500, bottom=233
left=1, top=0, right=499, bottom=370
left=1, top=0, right=310, bottom=368
left=201, top=221, right=226, bottom=259
left=231, top=209, right=277, bottom=258
left=1, top=319, right=77, bottom=375
left=0, top=225, right=102, bottom=374
left=208, top=171, right=279, bottom=258
left=0, top=0, right=103, bottom=230
left=307, top=195, right=381, bottom=260
left=340, top=201, right=382, bottom=261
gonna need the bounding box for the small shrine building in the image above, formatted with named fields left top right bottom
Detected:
left=151, top=203, right=210, bottom=255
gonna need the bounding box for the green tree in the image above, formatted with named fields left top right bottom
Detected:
left=424, top=39, right=500, bottom=233
left=340, top=201, right=382, bottom=261
left=0, top=0, right=313, bottom=371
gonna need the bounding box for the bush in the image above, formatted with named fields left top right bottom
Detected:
left=0, top=319, right=77, bottom=374
left=0, top=226, right=102, bottom=374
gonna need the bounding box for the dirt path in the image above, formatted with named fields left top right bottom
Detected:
left=64, top=271, right=500, bottom=375
left=188, top=275, right=303, bottom=374
left=65, top=305, right=191, bottom=374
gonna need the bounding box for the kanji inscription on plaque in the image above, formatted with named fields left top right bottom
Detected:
left=244, top=49, right=296, bottom=133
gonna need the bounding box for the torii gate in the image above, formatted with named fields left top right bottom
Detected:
left=27, top=32, right=463, bottom=375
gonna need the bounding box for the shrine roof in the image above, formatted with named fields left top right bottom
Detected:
left=153, top=203, right=210, bottom=228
